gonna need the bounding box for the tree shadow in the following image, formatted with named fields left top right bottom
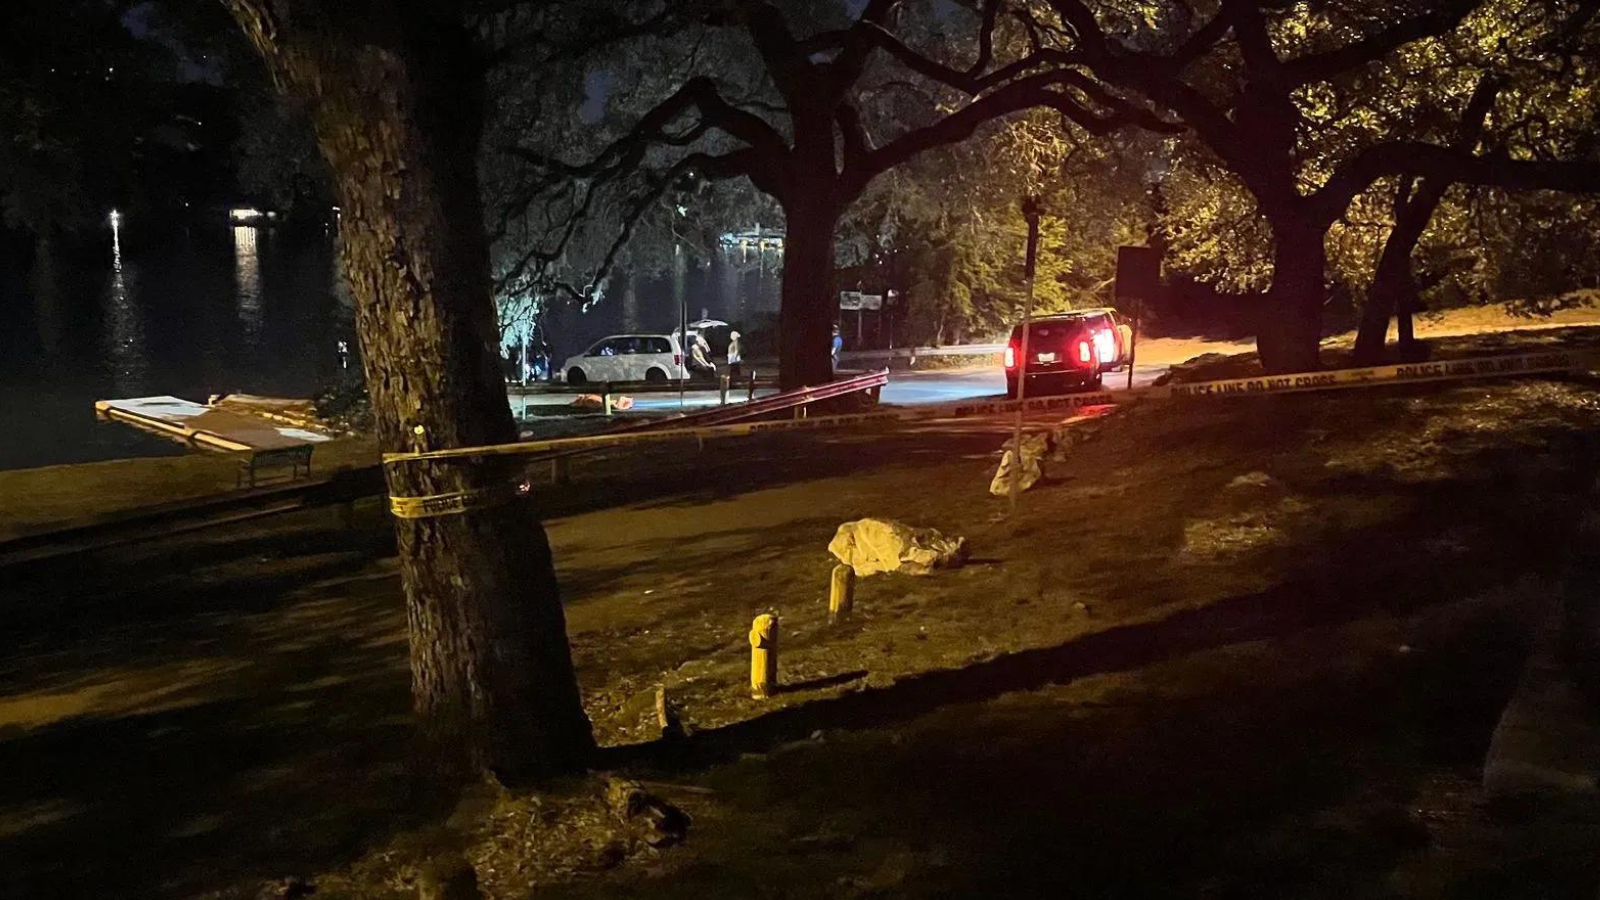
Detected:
left=0, top=590, right=432, bottom=900
left=603, top=501, right=1559, bottom=776
left=526, top=426, right=1009, bottom=519
left=551, top=590, right=1530, bottom=899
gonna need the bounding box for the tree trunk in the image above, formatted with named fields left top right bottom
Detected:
left=1256, top=217, right=1327, bottom=373
left=224, top=1, right=593, bottom=780
left=778, top=197, right=842, bottom=390
left=1353, top=182, right=1428, bottom=364
left=1353, top=78, right=1499, bottom=365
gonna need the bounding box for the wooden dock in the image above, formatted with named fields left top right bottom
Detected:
left=94, top=396, right=335, bottom=452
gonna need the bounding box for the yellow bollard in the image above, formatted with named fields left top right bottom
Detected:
left=829, top=564, right=855, bottom=624
left=750, top=614, right=778, bottom=699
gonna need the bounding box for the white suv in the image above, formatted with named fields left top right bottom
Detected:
left=559, top=334, right=685, bottom=385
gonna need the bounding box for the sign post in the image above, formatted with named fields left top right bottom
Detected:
left=1114, top=246, right=1160, bottom=394
left=1009, top=196, right=1042, bottom=516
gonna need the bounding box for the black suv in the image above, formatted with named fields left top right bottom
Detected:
left=1003, top=309, right=1129, bottom=399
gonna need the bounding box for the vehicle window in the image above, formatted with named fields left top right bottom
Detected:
left=588, top=340, right=616, bottom=357
left=643, top=337, right=671, bottom=354
left=1025, top=323, right=1071, bottom=341
left=617, top=337, right=641, bottom=355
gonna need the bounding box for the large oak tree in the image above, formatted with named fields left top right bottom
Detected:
left=501, top=0, right=1168, bottom=389
left=881, top=0, right=1600, bottom=371
left=221, top=0, right=593, bottom=779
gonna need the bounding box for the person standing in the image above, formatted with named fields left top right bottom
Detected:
left=689, top=331, right=715, bottom=377
left=727, top=330, right=743, bottom=383
left=830, top=324, right=843, bottom=372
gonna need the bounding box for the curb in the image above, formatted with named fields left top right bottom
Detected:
left=1482, top=598, right=1600, bottom=800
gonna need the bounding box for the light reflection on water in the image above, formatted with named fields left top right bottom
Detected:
left=0, top=223, right=353, bottom=470
left=0, top=226, right=780, bottom=471
left=232, top=225, right=263, bottom=341
left=102, top=216, right=149, bottom=397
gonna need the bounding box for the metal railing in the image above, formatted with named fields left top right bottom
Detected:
left=525, top=368, right=890, bottom=474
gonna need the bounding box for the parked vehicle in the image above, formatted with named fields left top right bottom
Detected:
left=559, top=334, right=684, bottom=385
left=1003, top=309, right=1131, bottom=398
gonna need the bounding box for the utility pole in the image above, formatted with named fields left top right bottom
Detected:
left=1008, top=195, right=1042, bottom=516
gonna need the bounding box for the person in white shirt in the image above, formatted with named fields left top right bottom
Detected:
left=689, top=332, right=715, bottom=376
left=727, top=330, right=743, bottom=382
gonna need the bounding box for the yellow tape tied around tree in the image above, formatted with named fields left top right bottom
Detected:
left=388, top=482, right=519, bottom=520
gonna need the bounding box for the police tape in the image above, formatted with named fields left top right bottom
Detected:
left=1159, top=347, right=1592, bottom=399
left=388, top=482, right=522, bottom=520
left=380, top=346, right=1600, bottom=517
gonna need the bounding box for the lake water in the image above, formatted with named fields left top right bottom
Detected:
left=0, top=221, right=779, bottom=472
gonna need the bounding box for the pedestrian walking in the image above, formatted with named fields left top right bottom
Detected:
left=727, top=330, right=743, bottom=382
left=830, top=324, right=843, bottom=371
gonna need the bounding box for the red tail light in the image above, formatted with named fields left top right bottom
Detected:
left=1004, top=344, right=1018, bottom=370
left=1078, top=340, right=1092, bottom=364
left=674, top=353, right=683, bottom=366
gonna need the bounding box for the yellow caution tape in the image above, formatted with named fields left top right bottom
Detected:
left=388, top=482, right=521, bottom=520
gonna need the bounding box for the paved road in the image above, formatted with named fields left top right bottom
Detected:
left=512, top=362, right=1170, bottom=417
left=878, top=362, right=1170, bottom=405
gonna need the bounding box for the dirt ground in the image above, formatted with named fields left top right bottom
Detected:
left=4, top=329, right=1600, bottom=898
left=0, top=437, right=380, bottom=542
left=1134, top=294, right=1600, bottom=370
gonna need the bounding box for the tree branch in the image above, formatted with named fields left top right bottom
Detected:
left=1313, top=142, right=1600, bottom=225
left=846, top=70, right=1177, bottom=197
left=826, top=0, right=902, bottom=97
left=1280, top=0, right=1487, bottom=86
left=500, top=148, right=761, bottom=304
left=504, top=76, right=786, bottom=185
left=1222, top=0, right=1282, bottom=77
left=1044, top=0, right=1109, bottom=58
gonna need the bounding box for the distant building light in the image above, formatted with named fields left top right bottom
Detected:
left=229, top=207, right=262, bottom=222
left=109, top=209, right=121, bottom=224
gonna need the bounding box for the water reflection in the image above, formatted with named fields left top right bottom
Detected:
left=0, top=222, right=359, bottom=470
left=547, top=242, right=782, bottom=361
left=102, top=213, right=148, bottom=396
left=622, top=279, right=640, bottom=331
left=233, top=225, right=263, bottom=339
left=1, top=220, right=780, bottom=470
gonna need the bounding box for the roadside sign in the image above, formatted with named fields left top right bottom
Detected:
left=860, top=294, right=883, bottom=310
left=1115, top=246, right=1162, bottom=300
left=839, top=291, right=863, bottom=310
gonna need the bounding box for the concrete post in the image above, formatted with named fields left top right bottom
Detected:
left=719, top=374, right=730, bottom=405
left=750, top=614, right=778, bottom=699
left=603, top=383, right=614, bottom=417
left=550, top=456, right=569, bottom=484
left=747, top=371, right=757, bottom=402
left=829, top=564, right=855, bottom=623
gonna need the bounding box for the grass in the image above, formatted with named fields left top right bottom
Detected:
left=5, top=326, right=1600, bottom=898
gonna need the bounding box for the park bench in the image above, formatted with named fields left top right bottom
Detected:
left=237, top=444, right=314, bottom=488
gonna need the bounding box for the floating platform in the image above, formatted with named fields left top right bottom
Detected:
left=95, top=396, right=335, bottom=453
